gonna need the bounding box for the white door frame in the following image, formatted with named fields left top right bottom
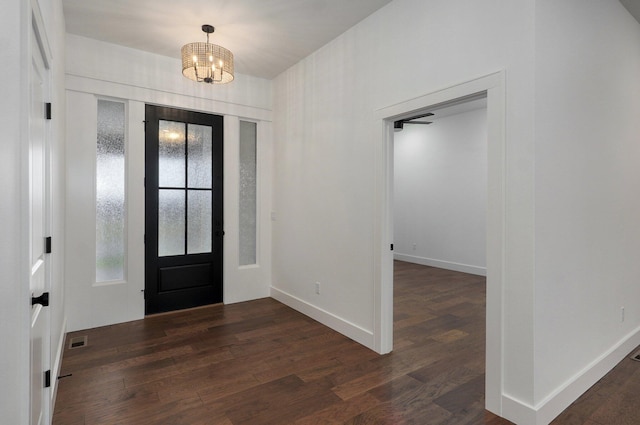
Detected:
left=373, top=71, right=506, bottom=415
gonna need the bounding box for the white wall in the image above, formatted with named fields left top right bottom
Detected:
left=65, top=35, right=273, bottom=332
left=272, top=0, right=537, bottom=418
left=272, top=0, right=640, bottom=423
left=532, top=0, right=640, bottom=422
left=1, top=0, right=67, bottom=423
left=394, top=106, right=487, bottom=275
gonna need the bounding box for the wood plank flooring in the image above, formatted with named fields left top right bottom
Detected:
left=52, top=261, right=640, bottom=424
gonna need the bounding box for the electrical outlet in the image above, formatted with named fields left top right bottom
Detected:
left=315, top=282, right=321, bottom=295
left=412, top=243, right=417, bottom=250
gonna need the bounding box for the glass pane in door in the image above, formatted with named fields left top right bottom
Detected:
left=159, top=120, right=185, bottom=187
left=187, top=190, right=212, bottom=254
left=187, top=124, right=213, bottom=189
left=158, top=189, right=185, bottom=256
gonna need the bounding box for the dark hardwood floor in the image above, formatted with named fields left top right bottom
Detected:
left=52, top=261, right=640, bottom=424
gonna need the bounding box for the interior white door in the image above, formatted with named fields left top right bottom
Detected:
left=29, top=24, right=50, bottom=425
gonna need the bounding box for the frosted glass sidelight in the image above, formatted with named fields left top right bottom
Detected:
left=159, top=189, right=185, bottom=256
left=187, top=124, right=213, bottom=189
left=96, top=100, right=126, bottom=282
left=187, top=191, right=212, bottom=254
left=239, top=121, right=257, bottom=266
left=159, top=120, right=186, bottom=187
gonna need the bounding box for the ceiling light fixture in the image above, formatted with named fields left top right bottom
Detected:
left=181, top=24, right=234, bottom=84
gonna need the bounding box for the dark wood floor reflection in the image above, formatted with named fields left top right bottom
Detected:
left=53, top=261, right=640, bottom=424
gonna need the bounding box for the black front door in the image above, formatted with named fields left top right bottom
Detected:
left=145, top=105, right=223, bottom=314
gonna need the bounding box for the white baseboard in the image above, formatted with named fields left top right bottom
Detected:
left=501, top=324, right=640, bottom=425
left=502, top=394, right=537, bottom=425
left=394, top=253, right=486, bottom=276
left=270, top=286, right=375, bottom=350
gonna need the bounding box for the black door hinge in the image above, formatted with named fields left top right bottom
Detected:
left=45, top=236, right=52, bottom=254
left=45, top=103, right=52, bottom=120
left=44, top=370, right=51, bottom=388
left=143, top=120, right=148, bottom=131
left=390, top=244, right=394, bottom=251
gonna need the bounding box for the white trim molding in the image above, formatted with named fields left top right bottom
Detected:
left=270, top=286, right=375, bottom=350
left=502, top=325, right=640, bottom=425
left=394, top=253, right=486, bottom=276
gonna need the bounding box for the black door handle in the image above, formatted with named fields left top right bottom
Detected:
left=32, top=292, right=50, bottom=307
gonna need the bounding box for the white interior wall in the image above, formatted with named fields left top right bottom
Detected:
left=271, top=0, right=638, bottom=422
left=532, top=1, right=640, bottom=422
left=64, top=34, right=273, bottom=332
left=272, top=0, right=537, bottom=417
left=394, top=107, right=487, bottom=275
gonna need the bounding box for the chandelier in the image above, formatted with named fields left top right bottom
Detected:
left=181, top=24, right=234, bottom=84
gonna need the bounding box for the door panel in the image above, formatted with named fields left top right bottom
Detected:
left=30, top=25, right=49, bottom=425
left=145, top=105, right=223, bottom=314
left=159, top=263, right=213, bottom=292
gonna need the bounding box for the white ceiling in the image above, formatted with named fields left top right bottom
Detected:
left=62, top=0, right=393, bottom=80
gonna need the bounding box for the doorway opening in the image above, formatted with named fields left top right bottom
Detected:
left=375, top=72, right=505, bottom=415
left=392, top=96, right=489, bottom=415
left=144, top=105, right=224, bottom=314
left=393, top=97, right=487, bottom=276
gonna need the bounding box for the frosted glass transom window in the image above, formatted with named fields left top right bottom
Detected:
left=239, top=121, right=257, bottom=266
left=96, top=100, right=126, bottom=282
